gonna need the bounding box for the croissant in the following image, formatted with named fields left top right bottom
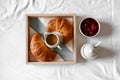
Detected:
left=30, top=33, right=56, bottom=62
left=46, top=17, right=73, bottom=44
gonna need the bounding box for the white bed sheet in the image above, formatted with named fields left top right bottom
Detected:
left=0, top=0, right=120, bottom=80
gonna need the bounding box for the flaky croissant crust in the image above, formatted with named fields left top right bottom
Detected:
left=30, top=33, right=56, bottom=62
left=46, top=17, right=73, bottom=44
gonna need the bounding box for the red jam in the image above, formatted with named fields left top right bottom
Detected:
left=81, top=18, right=99, bottom=36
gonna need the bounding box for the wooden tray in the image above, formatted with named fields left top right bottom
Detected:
left=26, top=14, right=77, bottom=64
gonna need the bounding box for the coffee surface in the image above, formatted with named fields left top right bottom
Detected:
left=46, top=34, right=57, bottom=45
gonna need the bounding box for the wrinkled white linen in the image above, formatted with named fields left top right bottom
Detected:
left=0, top=0, right=120, bottom=80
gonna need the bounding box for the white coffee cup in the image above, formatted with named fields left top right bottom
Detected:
left=44, top=31, right=62, bottom=50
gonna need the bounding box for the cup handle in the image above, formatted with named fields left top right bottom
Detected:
left=57, top=45, right=62, bottom=50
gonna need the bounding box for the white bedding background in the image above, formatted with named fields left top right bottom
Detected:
left=0, top=0, right=120, bottom=80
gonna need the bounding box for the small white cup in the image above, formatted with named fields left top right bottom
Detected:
left=44, top=31, right=62, bottom=50
left=79, top=17, right=100, bottom=37
left=81, top=43, right=98, bottom=60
